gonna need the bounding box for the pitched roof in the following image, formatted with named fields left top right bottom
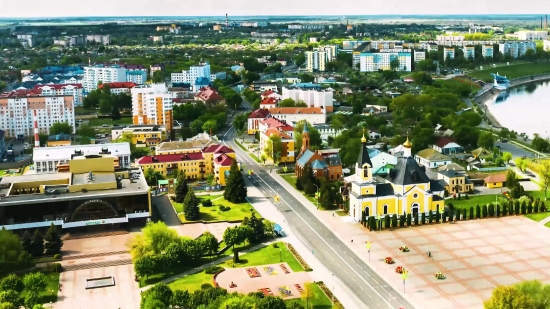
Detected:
left=195, top=87, right=224, bottom=102
left=262, top=89, right=275, bottom=96
left=472, top=147, right=491, bottom=158
left=297, top=149, right=315, bottom=166
left=248, top=108, right=270, bottom=119
left=268, top=107, right=323, bottom=115
left=0, top=89, right=40, bottom=98
left=260, top=117, right=293, bottom=131
left=157, top=139, right=215, bottom=152
left=484, top=174, right=506, bottom=183
left=98, top=82, right=137, bottom=89
left=202, top=144, right=234, bottom=154
left=387, top=157, right=431, bottom=186
left=311, top=159, right=328, bottom=169
left=34, top=84, right=83, bottom=90
left=415, top=148, right=451, bottom=161
left=260, top=97, right=278, bottom=105
left=324, top=154, right=342, bottom=167
left=136, top=152, right=204, bottom=164
left=434, top=136, right=457, bottom=148
left=264, top=127, right=292, bottom=139
left=213, top=153, right=234, bottom=166
left=357, top=141, right=373, bottom=168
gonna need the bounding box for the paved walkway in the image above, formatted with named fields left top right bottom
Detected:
left=539, top=216, right=550, bottom=225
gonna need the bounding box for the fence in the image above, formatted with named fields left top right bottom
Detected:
left=473, top=166, right=507, bottom=172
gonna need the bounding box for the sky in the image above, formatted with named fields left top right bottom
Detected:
left=0, top=0, right=549, bottom=18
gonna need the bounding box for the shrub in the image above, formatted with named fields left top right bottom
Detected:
left=515, top=201, right=521, bottom=215
left=53, top=254, right=61, bottom=260
left=464, top=194, right=470, bottom=199
left=503, top=204, right=508, bottom=216
left=385, top=215, right=391, bottom=229
left=488, top=204, right=494, bottom=217
left=219, top=206, right=230, bottom=212
left=406, top=213, right=412, bottom=226
left=273, top=243, right=279, bottom=248
left=542, top=201, right=547, bottom=212
left=295, top=179, right=303, bottom=190
left=528, top=204, right=533, bottom=213
left=399, top=215, right=405, bottom=227
left=476, top=205, right=481, bottom=219
left=463, top=208, right=467, bottom=220
left=428, top=210, right=433, bottom=223
left=442, top=212, right=447, bottom=223
left=50, top=263, right=62, bottom=272
left=205, top=266, right=225, bottom=274
left=482, top=205, right=488, bottom=218
left=469, top=206, right=474, bottom=220
left=421, top=212, right=426, bottom=225
left=535, top=204, right=539, bottom=213
left=201, top=283, right=213, bottom=290
left=391, top=214, right=398, bottom=228
left=202, top=200, right=213, bottom=207
left=521, top=201, right=526, bottom=214
left=318, top=282, right=343, bottom=309
left=414, top=212, right=419, bottom=225
left=496, top=204, right=500, bottom=217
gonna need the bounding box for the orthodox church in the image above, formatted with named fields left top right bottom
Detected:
left=348, top=133, right=445, bottom=222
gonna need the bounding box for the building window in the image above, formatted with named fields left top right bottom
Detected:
left=383, top=205, right=388, bottom=215
left=413, top=193, right=418, bottom=199
left=364, top=206, right=370, bottom=216
left=363, top=167, right=369, bottom=178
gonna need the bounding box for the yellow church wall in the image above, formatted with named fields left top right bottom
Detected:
left=392, top=184, right=402, bottom=193
left=431, top=200, right=444, bottom=212
left=361, top=200, right=373, bottom=216
left=405, top=184, right=427, bottom=192
left=405, top=188, right=427, bottom=213
left=376, top=198, right=397, bottom=215
left=360, top=186, right=376, bottom=195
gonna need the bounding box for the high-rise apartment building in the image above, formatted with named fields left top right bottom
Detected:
left=358, top=49, right=412, bottom=72
left=499, top=42, right=536, bottom=58
left=482, top=45, right=494, bottom=58
left=0, top=90, right=75, bottom=138
left=83, top=65, right=127, bottom=92
left=131, top=84, right=173, bottom=132
left=282, top=85, right=334, bottom=113
left=170, top=63, right=212, bottom=91
left=305, top=45, right=339, bottom=72
left=462, top=46, right=476, bottom=59
left=443, top=48, right=455, bottom=61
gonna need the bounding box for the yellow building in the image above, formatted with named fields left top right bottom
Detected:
left=348, top=136, right=445, bottom=221
left=112, top=125, right=167, bottom=149
left=155, top=133, right=216, bottom=155
left=0, top=154, right=151, bottom=232
left=437, top=170, right=474, bottom=195
left=484, top=174, right=506, bottom=188
left=260, top=127, right=295, bottom=163
left=46, top=133, right=72, bottom=147
left=135, top=144, right=236, bottom=185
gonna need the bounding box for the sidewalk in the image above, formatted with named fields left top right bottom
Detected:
left=268, top=171, right=421, bottom=308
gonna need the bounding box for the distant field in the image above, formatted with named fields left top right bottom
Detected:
left=440, top=78, right=482, bottom=91
left=469, top=62, right=550, bottom=82
left=88, top=117, right=133, bottom=126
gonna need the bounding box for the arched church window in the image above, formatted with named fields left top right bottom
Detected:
left=363, top=166, right=369, bottom=178
left=383, top=205, right=388, bottom=215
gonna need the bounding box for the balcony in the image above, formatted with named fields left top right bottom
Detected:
left=199, top=162, right=205, bottom=167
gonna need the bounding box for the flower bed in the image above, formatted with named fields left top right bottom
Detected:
left=399, top=246, right=409, bottom=252
left=384, top=257, right=395, bottom=264
left=434, top=272, right=445, bottom=280
left=213, top=269, right=225, bottom=287
left=278, top=286, right=292, bottom=297
left=395, top=266, right=404, bottom=274
left=246, top=267, right=261, bottom=278
left=286, top=243, right=312, bottom=271
left=317, top=281, right=344, bottom=308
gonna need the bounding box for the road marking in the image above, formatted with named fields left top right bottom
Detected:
left=252, top=175, right=394, bottom=307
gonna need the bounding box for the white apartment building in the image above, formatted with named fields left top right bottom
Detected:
left=463, top=46, right=476, bottom=59
left=83, top=65, right=127, bottom=92
left=443, top=48, right=455, bottom=61
left=126, top=70, right=147, bottom=85
left=98, top=82, right=136, bottom=95
left=170, top=63, right=212, bottom=90
left=517, top=31, right=548, bottom=41
left=544, top=40, right=550, bottom=52
left=281, top=86, right=334, bottom=113
left=499, top=41, right=537, bottom=58
left=33, top=84, right=84, bottom=106
left=305, top=45, right=338, bottom=72
left=413, top=50, right=426, bottom=63
left=359, top=49, right=412, bottom=72
left=0, top=91, right=75, bottom=138
left=131, top=83, right=173, bottom=131
left=482, top=45, right=494, bottom=58
left=268, top=107, right=326, bottom=124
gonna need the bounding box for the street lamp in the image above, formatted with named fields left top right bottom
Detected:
left=279, top=248, right=282, bottom=262
left=401, top=269, right=409, bottom=293
left=365, top=241, right=372, bottom=261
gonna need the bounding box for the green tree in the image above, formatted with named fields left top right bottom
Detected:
left=244, top=213, right=265, bottom=244
left=49, top=121, right=73, bottom=135
left=202, top=120, right=218, bottom=134
left=24, top=292, right=40, bottom=309
left=501, top=151, right=513, bottom=164
left=224, top=161, right=247, bottom=203
left=484, top=284, right=534, bottom=309
left=478, top=131, right=495, bottom=150
left=475, top=205, right=481, bottom=219
left=293, top=120, right=322, bottom=151
left=222, top=226, right=239, bottom=250
left=145, top=283, right=173, bottom=308
left=319, top=186, right=333, bottom=209
left=144, top=167, right=164, bottom=187
left=201, top=231, right=219, bottom=255
left=0, top=291, right=20, bottom=308
left=76, top=124, right=95, bottom=138
left=183, top=188, right=200, bottom=221
left=30, top=230, right=44, bottom=256
left=174, top=171, right=188, bottom=203
left=390, top=58, right=400, bottom=71
left=0, top=275, right=23, bottom=293
left=22, top=272, right=47, bottom=294
left=44, top=223, right=63, bottom=255
left=278, top=98, right=296, bottom=107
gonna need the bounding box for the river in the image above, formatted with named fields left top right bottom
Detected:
left=486, top=80, right=550, bottom=139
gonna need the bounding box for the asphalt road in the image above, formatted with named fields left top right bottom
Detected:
left=495, top=141, right=535, bottom=159
left=220, top=126, right=414, bottom=309
left=152, top=195, right=181, bottom=226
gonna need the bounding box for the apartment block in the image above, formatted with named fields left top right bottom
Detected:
left=413, top=50, right=426, bottom=63
left=517, top=30, right=548, bottom=41
left=462, top=46, right=476, bottom=59
left=98, top=82, right=137, bottom=95
left=499, top=41, right=536, bottom=58
left=111, top=124, right=168, bottom=149
left=268, top=107, right=326, bottom=124
left=305, top=45, right=339, bottom=72
left=282, top=84, right=334, bottom=113
left=83, top=65, right=127, bottom=92
left=131, top=84, right=173, bottom=132
left=170, top=63, right=212, bottom=91
left=482, top=45, right=494, bottom=58
left=33, top=84, right=83, bottom=107
left=0, top=90, right=75, bottom=138
left=443, top=48, right=455, bottom=61
left=359, top=49, right=412, bottom=72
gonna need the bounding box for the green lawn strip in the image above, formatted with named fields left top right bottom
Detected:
left=139, top=256, right=221, bottom=287
left=19, top=271, right=60, bottom=303
left=545, top=221, right=550, bottom=228
left=279, top=175, right=318, bottom=205
left=524, top=212, right=550, bottom=222
left=286, top=283, right=332, bottom=309
left=88, top=116, right=133, bottom=126
left=233, top=139, right=248, bottom=152
left=446, top=195, right=501, bottom=209
left=168, top=242, right=303, bottom=292
left=249, top=153, right=261, bottom=163
left=234, top=139, right=261, bottom=163
left=469, top=62, right=550, bottom=82
left=174, top=194, right=260, bottom=223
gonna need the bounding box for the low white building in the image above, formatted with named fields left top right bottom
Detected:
left=413, top=50, right=426, bottom=63
left=33, top=143, right=132, bottom=174
left=415, top=148, right=452, bottom=169
left=268, top=107, right=326, bottom=125
left=311, top=124, right=345, bottom=142
left=517, top=30, right=548, bottom=41
left=282, top=85, right=334, bottom=113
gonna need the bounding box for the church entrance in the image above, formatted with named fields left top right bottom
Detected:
left=364, top=206, right=370, bottom=217
left=411, top=203, right=420, bottom=216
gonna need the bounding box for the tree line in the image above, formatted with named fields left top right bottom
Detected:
left=82, top=84, right=132, bottom=118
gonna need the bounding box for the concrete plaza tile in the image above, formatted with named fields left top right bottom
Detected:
left=530, top=258, right=550, bottom=268
left=487, top=253, right=516, bottom=264
left=416, top=244, right=443, bottom=253
left=472, top=228, right=494, bottom=237
left=508, top=234, right=533, bottom=243
left=483, top=236, right=509, bottom=245
left=433, top=252, right=454, bottom=261
left=407, top=236, right=433, bottom=245
left=503, top=262, right=532, bottom=272
left=413, top=263, right=441, bottom=274
left=441, top=241, right=466, bottom=250
left=474, top=246, right=501, bottom=255
left=406, top=276, right=428, bottom=287
left=374, top=232, right=399, bottom=240
left=464, top=256, right=493, bottom=267
left=478, top=289, right=496, bottom=301
left=451, top=293, right=483, bottom=307
left=454, top=269, right=483, bottom=280
left=425, top=274, right=457, bottom=284
left=465, top=279, right=495, bottom=290
left=513, top=250, right=540, bottom=260
left=480, top=266, right=505, bottom=276
left=492, top=274, right=522, bottom=286
left=383, top=239, right=407, bottom=248
left=438, top=282, right=468, bottom=294
left=462, top=238, right=488, bottom=247
left=439, top=260, right=468, bottom=271
left=534, top=247, right=550, bottom=257
left=430, top=234, right=454, bottom=242
left=542, top=269, right=550, bottom=277
left=518, top=271, right=546, bottom=281
left=423, top=297, right=456, bottom=309
left=412, top=286, right=442, bottom=299
left=396, top=229, right=422, bottom=237
left=453, top=248, right=478, bottom=258
left=403, top=254, right=429, bottom=265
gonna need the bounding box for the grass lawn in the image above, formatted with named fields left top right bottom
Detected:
left=280, top=174, right=318, bottom=205
left=19, top=271, right=60, bottom=303
left=440, top=78, right=482, bottom=92
left=288, top=283, right=333, bottom=309
left=545, top=221, right=550, bottom=228
left=168, top=269, right=212, bottom=293
left=469, top=62, right=550, bottom=82
left=524, top=212, right=550, bottom=222
left=88, top=116, right=133, bottom=127
left=172, top=194, right=260, bottom=223
left=222, top=242, right=304, bottom=272
left=447, top=194, right=501, bottom=209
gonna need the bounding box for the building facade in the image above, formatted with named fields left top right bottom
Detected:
left=413, top=50, right=426, bottom=63
left=359, top=49, right=412, bottom=72
left=517, top=30, right=548, bottom=41
left=131, top=84, right=173, bottom=132
left=33, top=84, right=83, bottom=107
left=0, top=91, right=75, bottom=138
left=499, top=41, right=537, bottom=58
left=83, top=65, right=127, bottom=92
left=281, top=85, right=334, bottom=113
left=462, top=46, right=475, bottom=59
left=170, top=63, right=212, bottom=90
left=111, top=125, right=168, bottom=149
left=268, top=107, right=326, bottom=124
left=98, top=82, right=137, bottom=94
left=443, top=48, right=455, bottom=61
left=247, top=108, right=271, bottom=135
left=482, top=45, right=494, bottom=58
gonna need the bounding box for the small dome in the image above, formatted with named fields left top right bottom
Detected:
left=403, top=137, right=412, bottom=148
left=361, top=134, right=367, bottom=143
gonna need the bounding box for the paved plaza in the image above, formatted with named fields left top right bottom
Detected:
left=215, top=263, right=311, bottom=300
left=62, top=234, right=134, bottom=257
left=170, top=222, right=239, bottom=240
left=349, top=216, right=550, bottom=309
left=55, top=264, right=140, bottom=309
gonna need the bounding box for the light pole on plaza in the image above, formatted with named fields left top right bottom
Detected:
left=366, top=241, right=372, bottom=262
left=401, top=269, right=409, bottom=293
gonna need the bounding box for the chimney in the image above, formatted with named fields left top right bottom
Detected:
left=33, top=110, right=40, bottom=148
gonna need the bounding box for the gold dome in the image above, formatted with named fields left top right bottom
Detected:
left=403, top=137, right=412, bottom=148
left=361, top=128, right=367, bottom=143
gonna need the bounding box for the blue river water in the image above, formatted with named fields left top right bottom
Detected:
left=486, top=80, right=550, bottom=139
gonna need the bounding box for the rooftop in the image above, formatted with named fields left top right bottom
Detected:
left=415, top=148, right=451, bottom=161
left=268, top=107, right=324, bottom=115
left=157, top=139, right=216, bottom=152
left=484, top=174, right=506, bottom=183
left=48, top=133, right=71, bottom=142
left=202, top=144, right=235, bottom=154
left=136, top=152, right=204, bottom=164
left=98, top=82, right=137, bottom=89
left=248, top=108, right=270, bottom=119
left=33, top=143, right=131, bottom=162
